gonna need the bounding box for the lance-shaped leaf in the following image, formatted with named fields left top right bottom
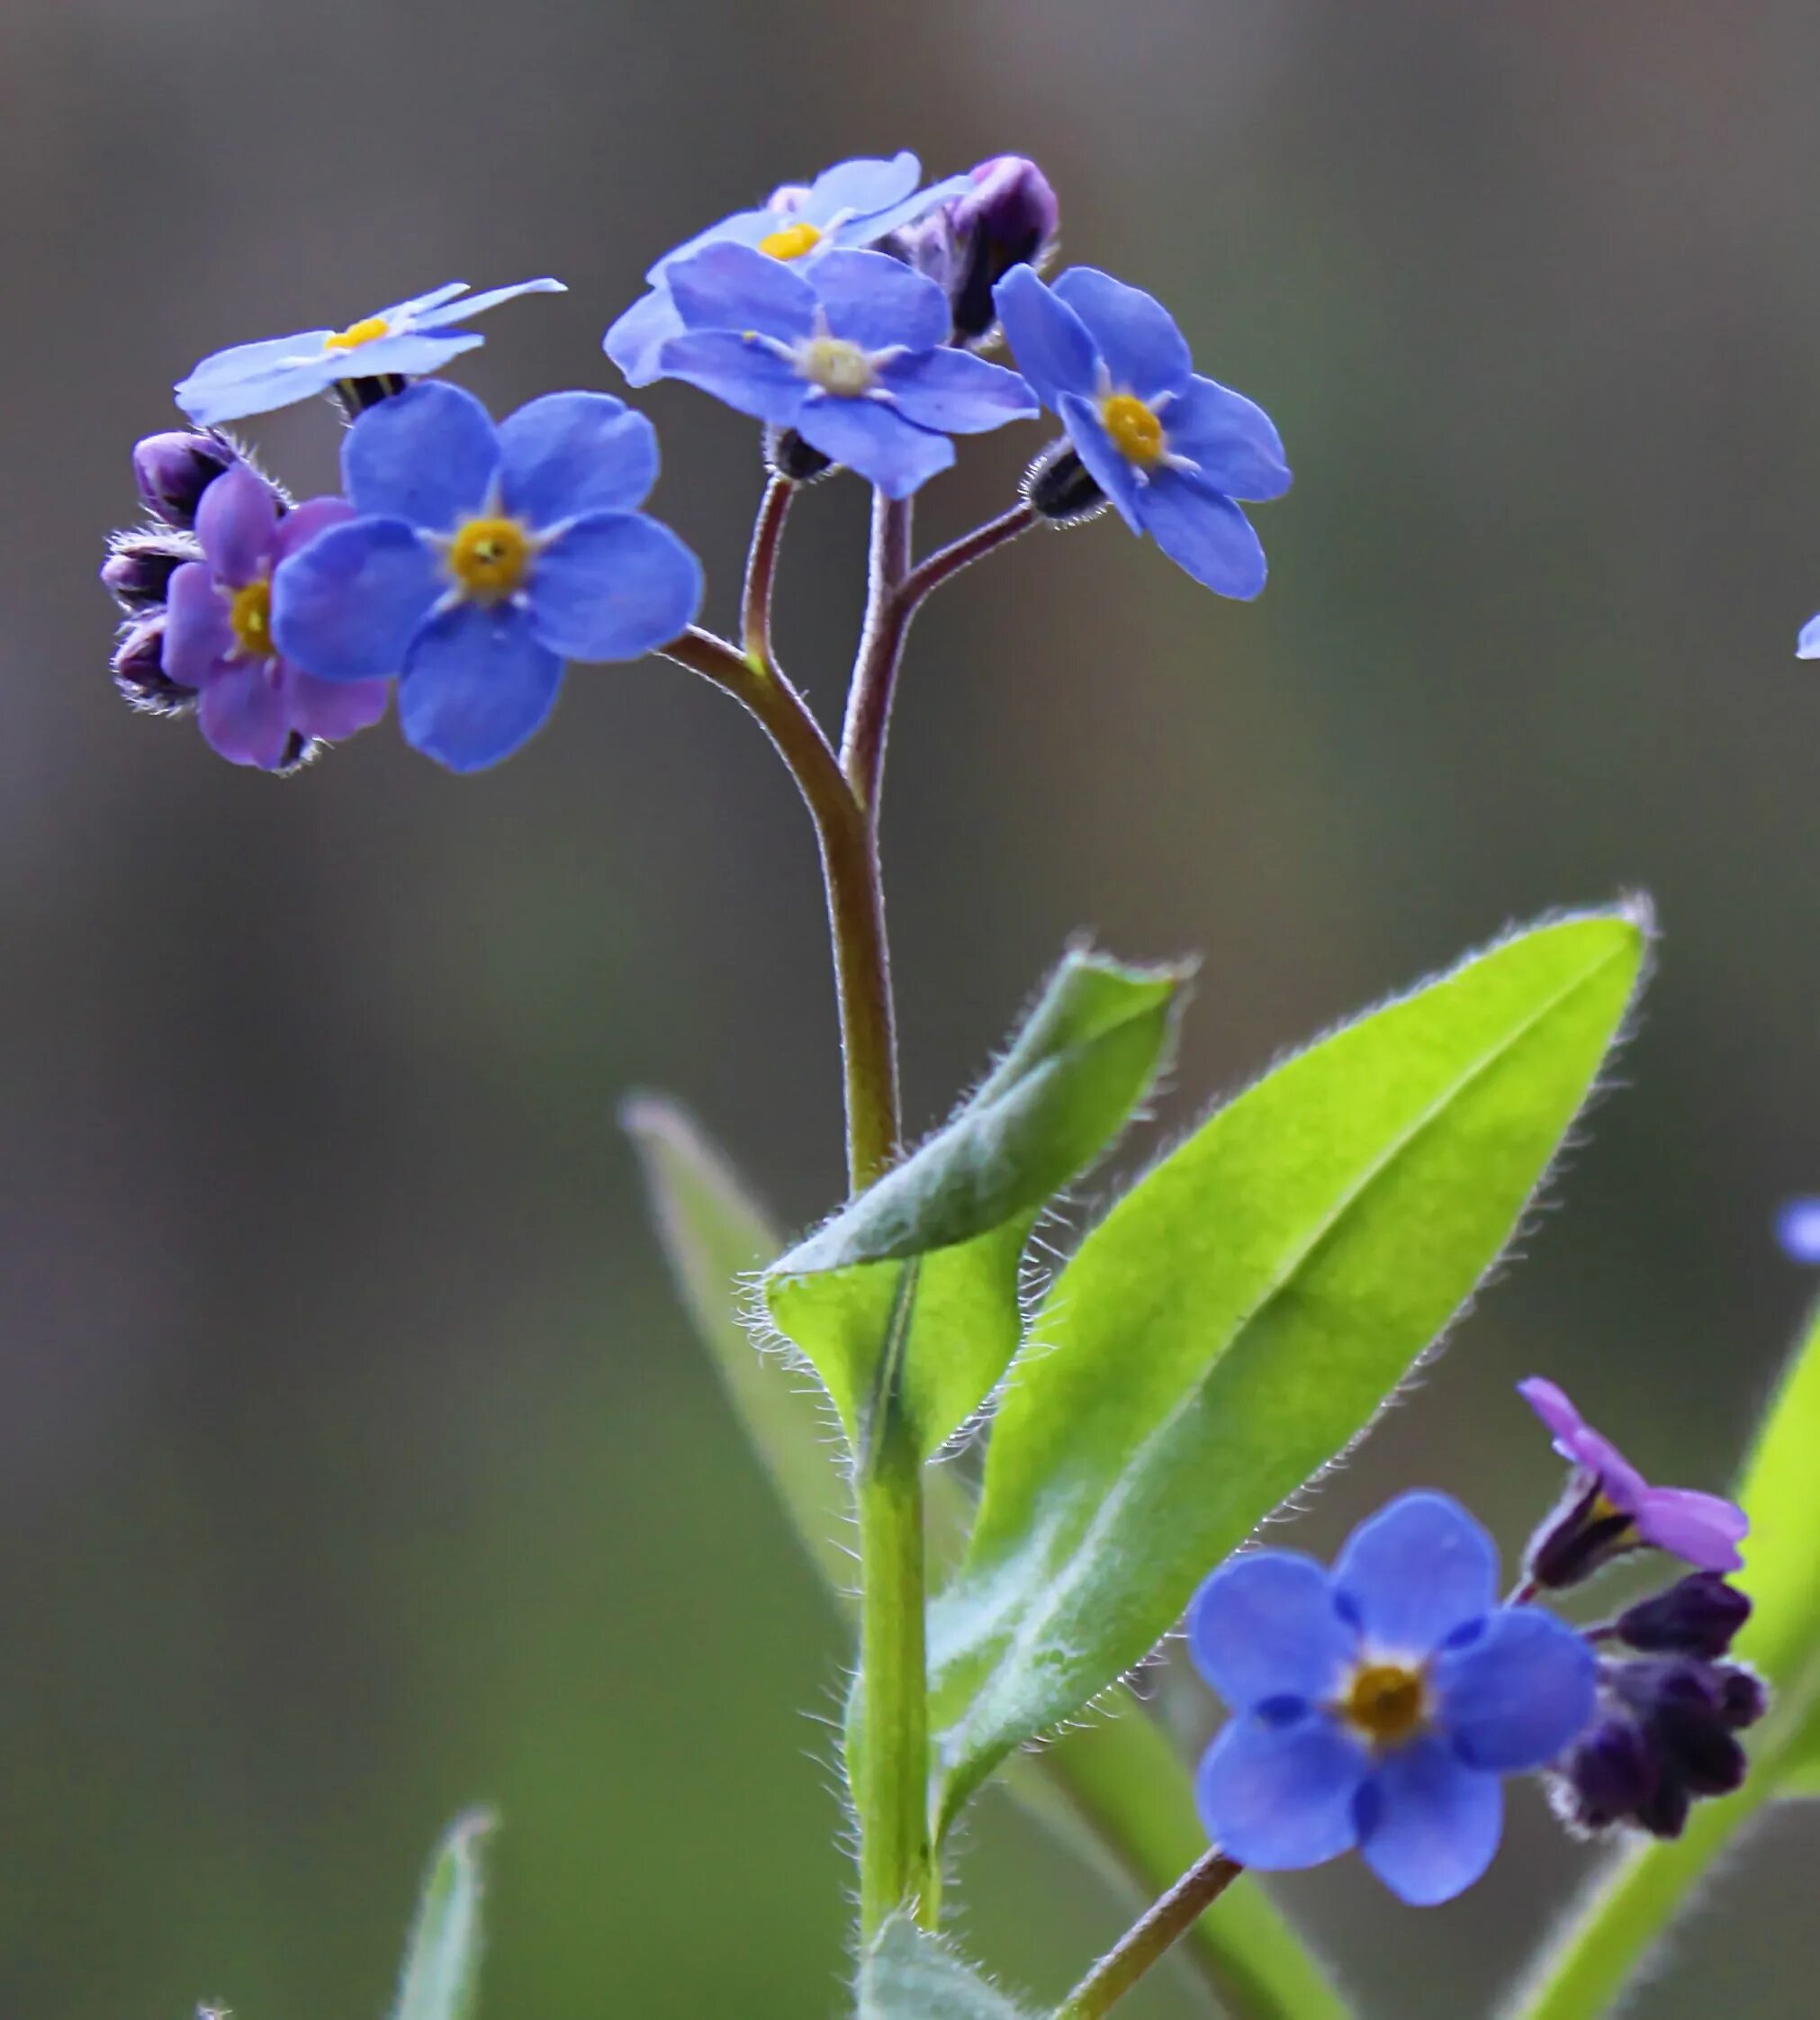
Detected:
left=857, top=1916, right=1032, bottom=2019
left=766, top=948, right=1191, bottom=1456
left=627, top=1097, right=1348, bottom=2019
left=393, top=1810, right=495, bottom=2020
left=929, top=908, right=1650, bottom=1831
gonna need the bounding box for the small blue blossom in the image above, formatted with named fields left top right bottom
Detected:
left=1777, top=1196, right=1820, bottom=1261
left=271, top=382, right=702, bottom=772
left=1798, top=616, right=1820, bottom=660
left=605, top=153, right=970, bottom=386
left=994, top=265, right=1291, bottom=598
left=175, top=278, right=566, bottom=427
left=1190, top=1491, right=1596, bottom=1906
left=650, top=243, right=1037, bottom=499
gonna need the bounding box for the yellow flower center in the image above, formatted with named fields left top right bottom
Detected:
left=322, top=314, right=392, bottom=354
left=229, top=578, right=274, bottom=659
left=758, top=220, right=824, bottom=261
left=798, top=335, right=875, bottom=399
left=1340, top=1661, right=1429, bottom=1748
left=1101, top=391, right=1167, bottom=467
left=448, top=516, right=532, bottom=600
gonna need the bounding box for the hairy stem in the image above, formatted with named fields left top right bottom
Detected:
left=741, top=473, right=795, bottom=669
left=841, top=492, right=914, bottom=815
left=1054, top=1847, right=1247, bottom=2020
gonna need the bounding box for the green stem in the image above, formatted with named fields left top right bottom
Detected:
left=1053, top=1847, right=1246, bottom=2020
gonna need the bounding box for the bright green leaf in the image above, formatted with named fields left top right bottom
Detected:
left=930, top=908, right=1650, bottom=1830
left=857, top=1916, right=1032, bottom=2019
left=393, top=1810, right=495, bottom=2020
left=767, top=948, right=1191, bottom=1457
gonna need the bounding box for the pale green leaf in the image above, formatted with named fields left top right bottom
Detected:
left=857, top=1916, right=1032, bottom=2019
left=393, top=1810, right=494, bottom=2020
left=930, top=909, right=1650, bottom=1830
left=767, top=949, right=1190, bottom=1457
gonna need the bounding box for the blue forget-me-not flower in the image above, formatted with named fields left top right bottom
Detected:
left=271, top=382, right=702, bottom=772
left=1191, top=1491, right=1596, bottom=1905
left=605, top=153, right=969, bottom=386
left=175, top=278, right=566, bottom=428
left=995, top=265, right=1290, bottom=598
left=651, top=243, right=1038, bottom=498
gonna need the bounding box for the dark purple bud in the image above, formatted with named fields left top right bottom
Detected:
left=1556, top=1718, right=1660, bottom=1833
left=1715, top=1664, right=1769, bottom=1730
left=110, top=612, right=196, bottom=718
left=946, top=157, right=1059, bottom=344
left=1023, top=440, right=1108, bottom=526
left=1632, top=1763, right=1691, bottom=1839
left=1617, top=1574, right=1752, bottom=1660
left=764, top=425, right=834, bottom=485
left=101, top=530, right=200, bottom=615
left=131, top=430, right=238, bottom=529
left=1525, top=1474, right=1641, bottom=1592
left=1611, top=1657, right=1748, bottom=1799
left=274, top=731, right=321, bottom=778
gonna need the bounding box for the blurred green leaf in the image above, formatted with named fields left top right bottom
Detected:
left=857, top=1916, right=1031, bottom=2018
left=628, top=1097, right=1348, bottom=2018
left=930, top=909, right=1650, bottom=1830
left=767, top=948, right=1191, bottom=1457
left=393, top=1810, right=494, bottom=2020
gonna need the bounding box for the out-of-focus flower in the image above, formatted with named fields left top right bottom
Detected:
left=1190, top=1492, right=1596, bottom=1906
left=652, top=243, right=1036, bottom=498
left=174, top=279, right=565, bottom=427
left=164, top=465, right=389, bottom=769
left=888, top=155, right=1060, bottom=347
left=272, top=382, right=701, bottom=772
left=994, top=264, right=1289, bottom=596
left=605, top=153, right=969, bottom=385
left=1775, top=1196, right=1820, bottom=1261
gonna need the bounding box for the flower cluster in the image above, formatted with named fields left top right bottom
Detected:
left=101, top=149, right=1292, bottom=775
left=1189, top=1379, right=1756, bottom=1904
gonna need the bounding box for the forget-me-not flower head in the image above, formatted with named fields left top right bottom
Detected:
left=271, top=381, right=702, bottom=772
left=1518, top=1377, right=1748, bottom=1582
left=651, top=243, right=1038, bottom=498
left=1798, top=616, right=1820, bottom=660
left=605, top=153, right=970, bottom=386
left=1776, top=1195, right=1820, bottom=1261
left=1191, top=1491, right=1596, bottom=1906
left=994, top=265, right=1290, bottom=598
left=175, top=278, right=566, bottom=428
left=162, top=465, right=390, bottom=770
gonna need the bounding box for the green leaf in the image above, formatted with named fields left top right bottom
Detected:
left=629, top=1099, right=1349, bottom=2018
left=393, top=1810, right=495, bottom=2020
left=857, top=1916, right=1032, bottom=2019
left=623, top=1096, right=851, bottom=1592
left=930, top=908, right=1650, bottom=1829
left=766, top=948, right=1190, bottom=1457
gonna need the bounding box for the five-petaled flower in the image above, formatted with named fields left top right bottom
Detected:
left=994, top=265, right=1290, bottom=597
left=175, top=278, right=566, bottom=428
left=1191, top=1491, right=1596, bottom=1906
left=271, top=382, right=702, bottom=772
left=164, top=464, right=389, bottom=770
left=651, top=243, right=1038, bottom=498
left=605, top=153, right=969, bottom=386
left=1518, top=1377, right=1748, bottom=1586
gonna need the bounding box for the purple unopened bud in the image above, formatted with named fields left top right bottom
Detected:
left=1555, top=1718, right=1660, bottom=1834
left=111, top=612, right=197, bottom=717
left=132, top=430, right=238, bottom=529
left=887, top=157, right=1059, bottom=348
left=101, top=530, right=200, bottom=615
left=1023, top=440, right=1109, bottom=526
left=1525, top=1475, right=1640, bottom=1592
left=764, top=425, right=835, bottom=485
left=1716, top=1664, right=1769, bottom=1730
left=1616, top=1574, right=1752, bottom=1660
left=1611, top=1657, right=1748, bottom=1799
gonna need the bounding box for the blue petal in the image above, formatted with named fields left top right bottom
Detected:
left=803, top=153, right=922, bottom=226
left=198, top=663, right=292, bottom=771
left=647, top=206, right=776, bottom=280
left=316, top=330, right=485, bottom=385
left=1355, top=1736, right=1502, bottom=1906
left=176, top=354, right=339, bottom=428
left=657, top=332, right=807, bottom=426
left=875, top=348, right=1038, bottom=435
left=1434, top=1609, right=1597, bottom=1772
left=1799, top=614, right=1820, bottom=660
left=410, top=275, right=565, bottom=329
left=271, top=518, right=441, bottom=682
left=1187, top=1551, right=1356, bottom=1711
left=1195, top=1711, right=1365, bottom=1871
left=667, top=242, right=817, bottom=342
left=342, top=381, right=500, bottom=530
left=793, top=397, right=954, bottom=499
left=176, top=329, right=332, bottom=396
left=164, top=560, right=233, bottom=687
left=831, top=172, right=975, bottom=247
left=811, top=249, right=951, bottom=353
left=1332, top=1492, right=1499, bottom=1658
left=1058, top=393, right=1145, bottom=531
left=527, top=511, right=703, bottom=662
left=1165, top=376, right=1292, bottom=501
left=1053, top=268, right=1194, bottom=400
left=994, top=266, right=1101, bottom=409
left=377, top=280, right=472, bottom=320
left=398, top=603, right=564, bottom=771
left=196, top=464, right=280, bottom=589
left=1136, top=473, right=1268, bottom=599
left=605, top=287, right=685, bottom=387
left=498, top=392, right=659, bottom=527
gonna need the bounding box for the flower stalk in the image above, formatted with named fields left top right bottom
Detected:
left=1052, top=1846, right=1246, bottom=2020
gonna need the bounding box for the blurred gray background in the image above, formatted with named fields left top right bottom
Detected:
left=3, top=2, right=1817, bottom=2014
